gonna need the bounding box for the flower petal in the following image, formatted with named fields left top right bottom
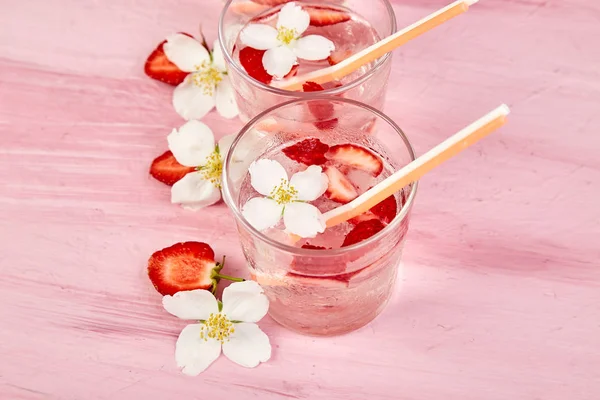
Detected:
left=249, top=159, right=288, bottom=196
left=240, top=24, right=279, bottom=50
left=215, top=77, right=239, bottom=119
left=163, top=289, right=219, bottom=320
left=263, top=46, right=297, bottom=78
left=293, top=35, right=335, bottom=61
left=168, top=120, right=215, bottom=167
left=171, top=171, right=222, bottom=210
left=283, top=202, right=326, bottom=238
left=175, top=324, right=222, bottom=376
left=277, top=2, right=310, bottom=36
left=289, top=165, right=328, bottom=201
left=218, top=134, right=236, bottom=157
left=242, top=197, right=283, bottom=231
left=164, top=33, right=211, bottom=73
left=222, top=323, right=271, bottom=368
left=172, top=76, right=216, bottom=121
left=211, top=39, right=227, bottom=72
left=221, top=281, right=269, bottom=323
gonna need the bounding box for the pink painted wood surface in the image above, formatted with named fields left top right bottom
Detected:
left=1, top=0, right=599, bottom=398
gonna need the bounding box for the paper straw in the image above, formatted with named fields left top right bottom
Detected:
left=274, top=0, right=479, bottom=91
left=323, top=104, right=510, bottom=228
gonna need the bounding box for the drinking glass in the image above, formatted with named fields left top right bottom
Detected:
left=218, top=0, right=397, bottom=122
left=221, top=97, right=417, bottom=336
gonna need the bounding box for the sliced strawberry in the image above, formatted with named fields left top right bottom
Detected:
left=145, top=40, right=189, bottom=86
left=307, top=6, right=351, bottom=27
left=150, top=150, right=195, bottom=186
left=370, top=194, right=397, bottom=224
left=324, top=166, right=359, bottom=204
left=301, top=244, right=329, bottom=250
left=327, top=48, right=354, bottom=66
left=348, top=211, right=380, bottom=225
left=285, top=64, right=299, bottom=78
left=342, top=219, right=386, bottom=247
left=327, top=144, right=383, bottom=177
left=239, top=47, right=272, bottom=84
left=231, top=1, right=269, bottom=16
left=148, top=242, right=217, bottom=295
left=282, top=138, right=330, bottom=165
left=303, top=81, right=338, bottom=130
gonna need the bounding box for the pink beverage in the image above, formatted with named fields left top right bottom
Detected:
left=222, top=98, right=417, bottom=336
left=218, top=0, right=397, bottom=121
left=231, top=3, right=381, bottom=89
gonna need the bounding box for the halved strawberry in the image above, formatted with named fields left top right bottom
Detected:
left=148, top=242, right=217, bottom=295
left=370, top=194, right=398, bottom=224
left=282, top=138, right=329, bottom=165
left=239, top=47, right=272, bottom=84
left=327, top=144, right=383, bottom=177
left=303, top=81, right=339, bottom=130
left=150, top=151, right=195, bottom=186
left=306, top=6, right=351, bottom=27
left=342, top=219, right=386, bottom=247
left=324, top=166, right=359, bottom=204
left=145, top=39, right=189, bottom=86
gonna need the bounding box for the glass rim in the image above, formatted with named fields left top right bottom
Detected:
left=217, top=0, right=398, bottom=97
left=221, top=96, right=418, bottom=259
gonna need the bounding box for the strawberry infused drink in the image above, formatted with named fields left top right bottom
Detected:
left=218, top=0, right=397, bottom=121
left=222, top=98, right=416, bottom=336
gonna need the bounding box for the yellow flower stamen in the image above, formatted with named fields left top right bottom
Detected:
left=199, top=313, right=235, bottom=344
left=270, top=178, right=298, bottom=205
left=192, top=61, right=223, bottom=96
left=277, top=26, right=297, bottom=45
left=199, top=148, right=223, bottom=188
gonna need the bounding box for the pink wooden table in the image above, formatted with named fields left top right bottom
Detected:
left=2, top=0, right=599, bottom=398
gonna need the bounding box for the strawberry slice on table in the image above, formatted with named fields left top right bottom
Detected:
left=145, top=38, right=190, bottom=86
left=282, top=138, right=330, bottom=165
left=306, top=6, right=351, bottom=27
left=324, top=166, right=359, bottom=204
left=239, top=47, right=273, bottom=84
left=150, top=150, right=195, bottom=186
left=326, top=144, right=384, bottom=177
left=342, top=219, right=386, bottom=247
left=148, top=242, right=219, bottom=296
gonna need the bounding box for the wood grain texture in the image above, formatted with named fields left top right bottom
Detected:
left=1, top=0, right=599, bottom=398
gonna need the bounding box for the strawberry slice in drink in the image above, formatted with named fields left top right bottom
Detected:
left=327, top=144, right=384, bottom=177
left=324, top=166, right=359, bottom=204
left=306, top=6, right=351, bottom=27
left=239, top=47, right=299, bottom=84
left=370, top=194, right=398, bottom=224
left=302, top=81, right=340, bottom=130
left=148, top=242, right=219, bottom=295
left=282, top=138, right=330, bottom=165
left=150, top=151, right=195, bottom=186
left=342, top=219, right=386, bottom=247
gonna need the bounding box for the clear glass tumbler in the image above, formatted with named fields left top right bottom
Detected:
left=218, top=0, right=397, bottom=122
left=221, top=97, right=417, bottom=336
